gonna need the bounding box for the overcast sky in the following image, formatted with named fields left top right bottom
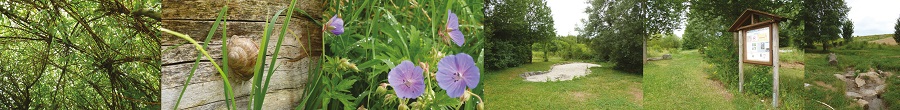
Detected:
left=547, top=0, right=590, bottom=36
left=846, top=0, right=900, bottom=36
left=674, top=0, right=900, bottom=37
left=550, top=0, right=900, bottom=37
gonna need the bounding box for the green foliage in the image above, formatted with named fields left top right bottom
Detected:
left=842, top=19, right=853, bottom=42
left=534, top=36, right=593, bottom=61
left=895, top=16, right=900, bottom=43
left=798, top=0, right=850, bottom=51
left=486, top=40, right=531, bottom=68
left=0, top=0, right=160, bottom=109
left=650, top=34, right=681, bottom=50
left=484, top=0, right=556, bottom=69
left=300, top=0, right=485, bottom=109
left=744, top=66, right=774, bottom=96
left=581, top=0, right=684, bottom=73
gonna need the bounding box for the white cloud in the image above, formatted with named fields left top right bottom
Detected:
left=547, top=0, right=590, bottom=36
left=846, top=0, right=900, bottom=36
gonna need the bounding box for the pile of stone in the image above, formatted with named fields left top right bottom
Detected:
left=834, top=68, right=893, bottom=110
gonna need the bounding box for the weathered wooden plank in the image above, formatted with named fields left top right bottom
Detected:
left=162, top=0, right=324, bottom=21
left=160, top=58, right=311, bottom=109
left=160, top=39, right=306, bottom=64
left=161, top=20, right=301, bottom=45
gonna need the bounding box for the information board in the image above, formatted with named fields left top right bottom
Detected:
left=743, top=26, right=772, bottom=65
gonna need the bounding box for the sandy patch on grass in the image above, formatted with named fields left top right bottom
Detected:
left=708, top=79, right=734, bottom=100
left=568, top=91, right=594, bottom=102
left=629, top=86, right=643, bottom=104
left=524, top=63, right=601, bottom=82
left=870, top=37, right=897, bottom=45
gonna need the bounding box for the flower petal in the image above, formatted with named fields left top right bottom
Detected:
left=388, top=61, right=425, bottom=99
left=449, top=30, right=464, bottom=47
left=454, top=53, right=480, bottom=88
left=328, top=15, right=344, bottom=35
left=447, top=10, right=459, bottom=30
left=446, top=11, right=464, bottom=46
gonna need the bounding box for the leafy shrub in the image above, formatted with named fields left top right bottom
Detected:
left=744, top=66, right=774, bottom=96
left=299, top=0, right=486, bottom=109
left=486, top=40, right=531, bottom=69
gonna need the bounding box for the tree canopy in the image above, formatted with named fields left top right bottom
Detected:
left=798, top=0, right=849, bottom=51
left=0, top=0, right=160, bottom=109
left=580, top=0, right=684, bottom=73
left=484, top=0, right=556, bottom=69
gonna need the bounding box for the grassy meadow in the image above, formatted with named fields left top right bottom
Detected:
left=803, top=34, right=900, bottom=109
left=484, top=53, right=643, bottom=109
left=644, top=48, right=805, bottom=109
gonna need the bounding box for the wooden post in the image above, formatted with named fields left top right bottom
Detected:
left=737, top=32, right=744, bottom=93
left=772, top=23, right=780, bottom=108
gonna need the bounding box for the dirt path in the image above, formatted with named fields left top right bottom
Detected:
left=524, top=62, right=601, bottom=82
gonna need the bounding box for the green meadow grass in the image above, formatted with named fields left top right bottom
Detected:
left=644, top=49, right=805, bottom=109
left=804, top=37, right=900, bottom=109
left=854, top=34, right=893, bottom=42
left=485, top=56, right=643, bottom=109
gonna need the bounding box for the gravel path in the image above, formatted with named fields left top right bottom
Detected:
left=525, top=62, right=601, bottom=82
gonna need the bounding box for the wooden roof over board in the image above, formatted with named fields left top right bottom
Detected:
left=727, top=9, right=785, bottom=32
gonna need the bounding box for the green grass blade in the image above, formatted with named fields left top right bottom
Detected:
left=254, top=0, right=298, bottom=109
left=160, top=27, right=235, bottom=110
left=172, top=5, right=229, bottom=110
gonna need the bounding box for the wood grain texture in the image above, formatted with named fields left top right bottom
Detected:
left=160, top=0, right=323, bottom=109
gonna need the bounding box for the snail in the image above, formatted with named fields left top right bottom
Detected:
left=227, top=36, right=259, bottom=79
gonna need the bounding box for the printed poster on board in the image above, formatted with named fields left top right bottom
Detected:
left=745, top=27, right=770, bottom=63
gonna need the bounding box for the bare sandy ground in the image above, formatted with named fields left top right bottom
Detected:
left=870, top=37, right=898, bottom=45
left=525, top=62, right=601, bottom=82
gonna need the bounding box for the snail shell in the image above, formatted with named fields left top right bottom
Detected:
left=227, top=37, right=259, bottom=79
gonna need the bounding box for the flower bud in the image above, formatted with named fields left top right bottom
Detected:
left=376, top=83, right=388, bottom=95
left=460, top=90, right=471, bottom=102
left=384, top=94, right=395, bottom=102
left=409, top=102, right=420, bottom=109
left=357, top=105, right=367, bottom=110
left=477, top=102, right=484, bottom=110
left=348, top=63, right=359, bottom=72
left=398, top=103, right=409, bottom=110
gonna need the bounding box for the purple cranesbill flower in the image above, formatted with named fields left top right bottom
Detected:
left=387, top=61, right=425, bottom=99
left=324, top=15, right=344, bottom=35
left=436, top=53, right=480, bottom=98
left=445, top=10, right=464, bottom=47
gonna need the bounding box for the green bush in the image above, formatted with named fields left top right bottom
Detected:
left=486, top=40, right=531, bottom=69
left=650, top=34, right=682, bottom=50
left=744, top=66, right=774, bottom=96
